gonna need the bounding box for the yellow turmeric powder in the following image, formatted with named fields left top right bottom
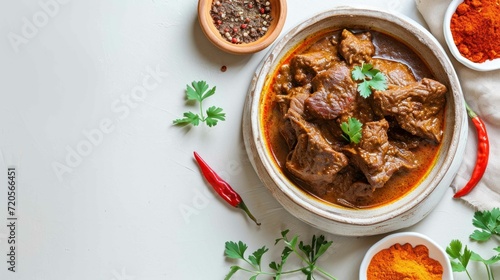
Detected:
left=367, top=243, right=443, bottom=280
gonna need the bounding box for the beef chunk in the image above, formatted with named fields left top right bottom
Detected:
left=373, top=78, right=447, bottom=142
left=339, top=29, right=375, bottom=64
left=275, top=86, right=311, bottom=116
left=285, top=111, right=349, bottom=187
left=290, top=49, right=339, bottom=85
left=304, top=63, right=357, bottom=120
left=305, top=36, right=338, bottom=54
left=338, top=182, right=374, bottom=208
left=347, top=182, right=373, bottom=198
left=275, top=86, right=311, bottom=149
left=337, top=92, right=376, bottom=126
left=371, top=58, right=416, bottom=87
left=365, top=58, right=417, bottom=119
left=273, top=64, right=293, bottom=95
left=344, top=119, right=416, bottom=189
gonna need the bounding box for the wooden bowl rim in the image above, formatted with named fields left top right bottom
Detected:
left=198, top=0, right=287, bottom=54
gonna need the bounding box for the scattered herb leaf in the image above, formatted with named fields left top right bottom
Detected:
left=340, top=117, right=363, bottom=144
left=351, top=63, right=388, bottom=98
left=446, top=239, right=472, bottom=273
left=224, top=229, right=337, bottom=280
left=447, top=208, right=500, bottom=280
left=470, top=207, right=500, bottom=242
left=173, top=81, right=226, bottom=127
left=225, top=241, right=248, bottom=260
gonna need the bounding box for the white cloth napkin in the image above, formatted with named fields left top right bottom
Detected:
left=416, top=0, right=500, bottom=210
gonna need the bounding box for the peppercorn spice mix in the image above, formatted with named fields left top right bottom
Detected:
left=210, top=0, right=273, bottom=44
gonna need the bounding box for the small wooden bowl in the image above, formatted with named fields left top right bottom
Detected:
left=198, top=0, right=287, bottom=55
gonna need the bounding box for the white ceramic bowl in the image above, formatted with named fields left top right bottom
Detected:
left=359, top=232, right=453, bottom=280
left=443, top=0, right=500, bottom=71
left=243, top=7, right=468, bottom=236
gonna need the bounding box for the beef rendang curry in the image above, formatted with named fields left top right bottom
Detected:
left=261, top=29, right=446, bottom=208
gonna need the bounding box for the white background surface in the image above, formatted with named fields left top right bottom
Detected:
left=0, top=0, right=498, bottom=279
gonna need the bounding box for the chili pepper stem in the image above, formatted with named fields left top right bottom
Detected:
left=237, top=201, right=261, bottom=226
left=465, top=102, right=477, bottom=119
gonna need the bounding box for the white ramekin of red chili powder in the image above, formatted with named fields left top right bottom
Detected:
left=443, top=0, right=500, bottom=71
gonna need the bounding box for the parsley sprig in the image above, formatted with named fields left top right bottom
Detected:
left=224, top=229, right=337, bottom=280
left=340, top=117, right=363, bottom=144
left=446, top=208, right=500, bottom=280
left=351, top=63, right=388, bottom=98
left=173, top=81, right=226, bottom=127
left=470, top=207, right=500, bottom=242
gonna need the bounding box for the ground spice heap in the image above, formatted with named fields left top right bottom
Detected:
left=210, top=0, right=273, bottom=44
left=367, top=243, right=443, bottom=280
left=450, top=0, right=500, bottom=63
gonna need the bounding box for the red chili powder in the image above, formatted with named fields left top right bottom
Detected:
left=450, top=0, right=500, bottom=63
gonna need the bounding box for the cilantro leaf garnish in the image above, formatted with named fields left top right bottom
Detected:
left=351, top=63, right=388, bottom=98
left=340, top=117, right=363, bottom=144
left=173, top=80, right=226, bottom=127
left=224, top=229, right=337, bottom=280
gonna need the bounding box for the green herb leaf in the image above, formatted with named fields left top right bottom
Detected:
left=340, top=117, right=363, bottom=144
left=284, top=235, right=299, bottom=249
left=446, top=239, right=472, bottom=272
left=446, top=239, right=464, bottom=259
left=186, top=81, right=206, bottom=102
left=248, top=246, right=268, bottom=268
left=470, top=208, right=500, bottom=242
left=269, top=261, right=279, bottom=271
left=173, top=111, right=200, bottom=126
left=351, top=64, right=366, bottom=81
left=470, top=251, right=500, bottom=265
left=370, top=72, right=388, bottom=90
left=205, top=106, right=226, bottom=127
left=275, top=229, right=290, bottom=245
left=470, top=230, right=492, bottom=242
left=299, top=241, right=312, bottom=259
left=351, top=63, right=388, bottom=98
left=280, top=246, right=293, bottom=264
left=173, top=81, right=225, bottom=127
left=315, top=240, right=333, bottom=262
left=225, top=241, right=247, bottom=260
left=224, top=266, right=240, bottom=280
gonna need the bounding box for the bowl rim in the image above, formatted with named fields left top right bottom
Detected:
left=359, top=232, right=453, bottom=280
left=197, top=0, right=287, bottom=54
left=243, top=6, right=468, bottom=234
left=443, top=0, right=500, bottom=71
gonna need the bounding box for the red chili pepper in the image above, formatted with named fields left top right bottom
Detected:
left=193, top=151, right=261, bottom=225
left=454, top=103, right=489, bottom=198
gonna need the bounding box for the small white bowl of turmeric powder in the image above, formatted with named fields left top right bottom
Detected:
left=443, top=0, right=500, bottom=71
left=359, top=232, right=452, bottom=280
